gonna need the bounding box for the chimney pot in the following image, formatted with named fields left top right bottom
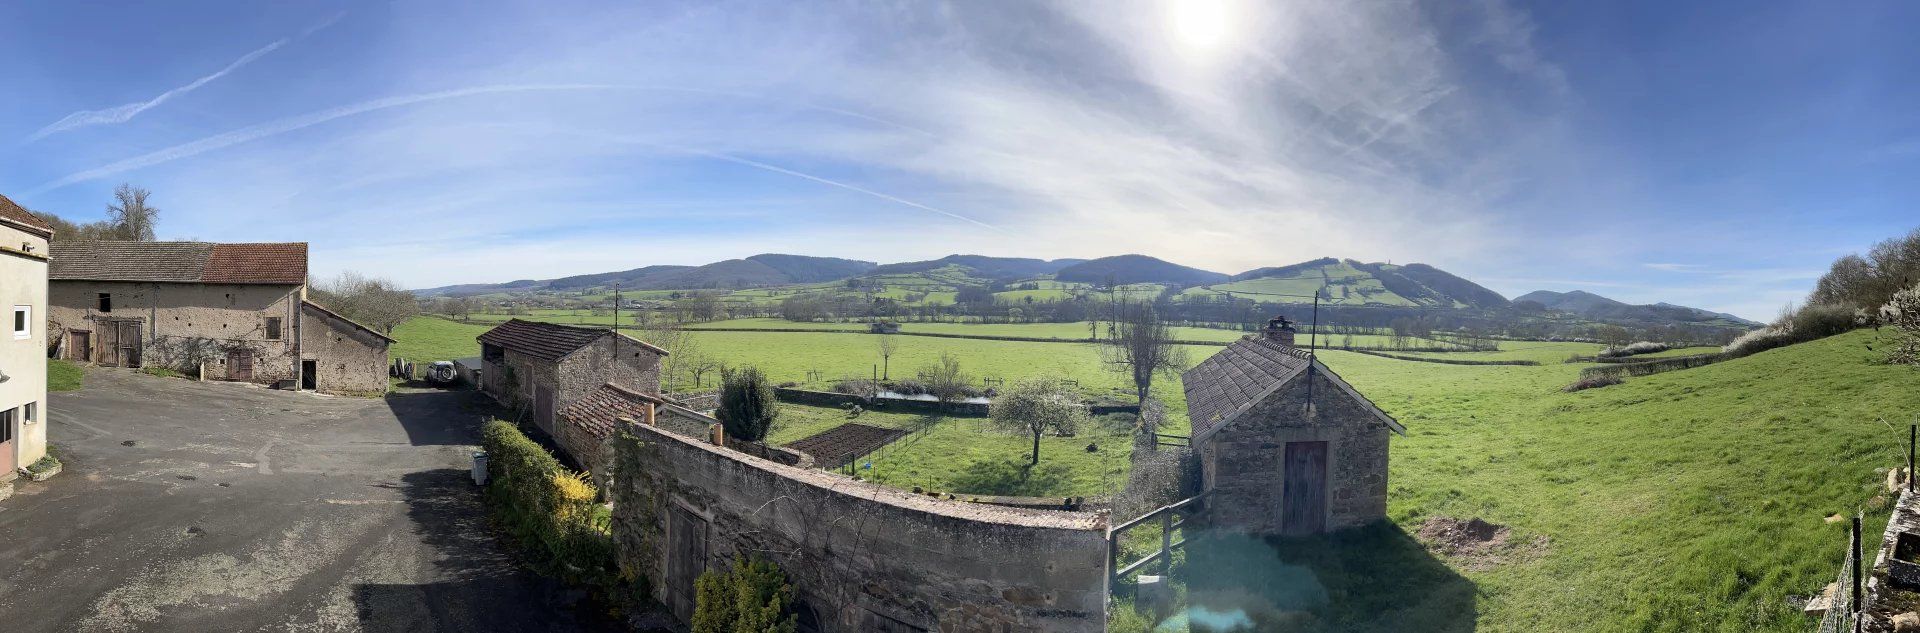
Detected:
left=1264, top=315, right=1297, bottom=346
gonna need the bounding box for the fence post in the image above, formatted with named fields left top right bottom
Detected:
left=1160, top=510, right=1174, bottom=576
left=1852, top=515, right=1863, bottom=633
left=1909, top=424, right=1914, bottom=495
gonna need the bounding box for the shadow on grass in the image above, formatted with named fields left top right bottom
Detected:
left=1176, top=523, right=1475, bottom=632
left=949, top=458, right=1073, bottom=496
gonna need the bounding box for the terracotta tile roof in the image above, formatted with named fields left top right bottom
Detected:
left=559, top=383, right=664, bottom=440
left=203, top=243, right=308, bottom=284
left=48, top=241, right=307, bottom=284
left=476, top=318, right=668, bottom=361
left=1181, top=336, right=1313, bottom=437
left=0, top=193, right=53, bottom=237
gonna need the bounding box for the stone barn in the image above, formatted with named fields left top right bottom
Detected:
left=46, top=240, right=390, bottom=395
left=1182, top=317, right=1405, bottom=535
left=476, top=319, right=667, bottom=439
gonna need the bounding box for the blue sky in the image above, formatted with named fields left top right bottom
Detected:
left=4, top=1, right=1917, bottom=320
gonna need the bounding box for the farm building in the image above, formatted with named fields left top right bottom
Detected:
left=44, top=241, right=390, bottom=394
left=476, top=319, right=667, bottom=439
left=0, top=194, right=52, bottom=481
left=553, top=382, right=662, bottom=481
left=1183, top=316, right=1406, bottom=535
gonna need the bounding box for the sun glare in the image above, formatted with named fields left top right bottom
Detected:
left=1167, top=0, right=1235, bottom=60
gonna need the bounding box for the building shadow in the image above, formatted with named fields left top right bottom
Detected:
left=1175, top=522, right=1477, bottom=633
left=350, top=468, right=621, bottom=632
left=382, top=388, right=497, bottom=446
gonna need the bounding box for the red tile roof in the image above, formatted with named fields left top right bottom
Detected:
left=49, top=241, right=307, bottom=285
left=477, top=319, right=668, bottom=362
left=204, top=243, right=308, bottom=284
left=559, top=383, right=664, bottom=440
left=0, top=193, right=54, bottom=237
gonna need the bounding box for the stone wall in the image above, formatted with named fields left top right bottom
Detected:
left=610, top=423, right=1110, bottom=632
left=47, top=280, right=301, bottom=384
left=1198, top=369, right=1391, bottom=533
left=555, top=336, right=662, bottom=407
left=298, top=302, right=389, bottom=395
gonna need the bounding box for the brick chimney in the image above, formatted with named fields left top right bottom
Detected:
left=1264, top=315, right=1297, bottom=346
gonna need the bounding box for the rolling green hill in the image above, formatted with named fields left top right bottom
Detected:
left=1180, top=257, right=1508, bottom=308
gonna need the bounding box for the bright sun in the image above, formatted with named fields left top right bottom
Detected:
left=1167, top=0, right=1236, bottom=59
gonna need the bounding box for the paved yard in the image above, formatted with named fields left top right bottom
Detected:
left=0, top=370, right=618, bottom=632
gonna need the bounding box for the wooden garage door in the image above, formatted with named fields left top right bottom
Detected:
left=228, top=350, right=253, bottom=381
left=1283, top=440, right=1329, bottom=535
left=667, top=505, right=708, bottom=622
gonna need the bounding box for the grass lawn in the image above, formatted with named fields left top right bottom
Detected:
left=859, top=413, right=1135, bottom=498
left=390, top=316, right=491, bottom=362
left=47, top=359, right=83, bottom=391
left=1315, top=329, right=1920, bottom=632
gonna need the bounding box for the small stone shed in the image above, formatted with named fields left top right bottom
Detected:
left=554, top=382, right=661, bottom=481
left=1182, top=318, right=1406, bottom=536
left=476, top=319, right=666, bottom=437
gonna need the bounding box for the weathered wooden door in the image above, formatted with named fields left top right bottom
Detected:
left=534, top=385, right=555, bottom=432
left=68, top=331, right=89, bottom=362
left=0, top=407, right=16, bottom=476
left=667, top=505, right=709, bottom=622
left=115, top=321, right=142, bottom=368
left=1283, top=440, right=1329, bottom=535
left=97, top=322, right=118, bottom=365
left=228, top=350, right=253, bottom=381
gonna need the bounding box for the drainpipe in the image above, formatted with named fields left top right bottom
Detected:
left=293, top=287, right=303, bottom=390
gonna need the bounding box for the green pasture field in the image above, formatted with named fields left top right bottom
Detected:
left=388, top=314, right=1909, bottom=630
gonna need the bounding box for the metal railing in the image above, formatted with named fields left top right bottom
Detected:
left=1108, top=491, right=1209, bottom=586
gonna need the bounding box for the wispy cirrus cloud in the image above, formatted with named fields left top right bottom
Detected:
left=23, top=11, right=345, bottom=143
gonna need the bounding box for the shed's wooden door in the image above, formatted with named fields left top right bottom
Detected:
left=115, top=321, right=142, bottom=368
left=1283, top=440, right=1329, bottom=535
left=68, top=331, right=89, bottom=362
left=534, top=385, right=555, bottom=432
left=666, top=505, right=708, bottom=622
left=228, top=350, right=253, bottom=381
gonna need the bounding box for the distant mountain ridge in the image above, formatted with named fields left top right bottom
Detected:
left=1054, top=254, right=1229, bottom=286
left=1516, top=290, right=1759, bottom=326
left=865, top=254, right=1085, bottom=280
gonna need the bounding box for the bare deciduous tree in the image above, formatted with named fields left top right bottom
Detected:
left=917, top=352, right=972, bottom=410
left=1105, top=301, right=1187, bottom=407
left=310, top=271, right=419, bottom=333
left=876, top=333, right=897, bottom=380
left=106, top=184, right=158, bottom=241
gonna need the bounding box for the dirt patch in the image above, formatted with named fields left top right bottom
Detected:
left=1416, top=516, right=1548, bottom=571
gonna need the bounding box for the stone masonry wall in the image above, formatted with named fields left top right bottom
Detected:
left=1200, top=370, right=1390, bottom=534
left=611, top=423, right=1109, bottom=633
left=298, top=302, right=389, bottom=395
left=47, top=280, right=301, bottom=383
left=555, top=336, right=661, bottom=408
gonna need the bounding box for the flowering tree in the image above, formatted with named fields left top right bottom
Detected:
left=990, top=378, right=1089, bottom=465
left=1883, top=283, right=1920, bottom=366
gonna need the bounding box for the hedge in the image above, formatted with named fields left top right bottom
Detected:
left=481, top=420, right=620, bottom=594
left=1348, top=349, right=1540, bottom=366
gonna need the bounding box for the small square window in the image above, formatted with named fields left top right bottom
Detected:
left=98, top=293, right=112, bottom=312
left=24, top=402, right=36, bottom=423
left=12, top=305, right=28, bottom=340
left=266, top=317, right=283, bottom=340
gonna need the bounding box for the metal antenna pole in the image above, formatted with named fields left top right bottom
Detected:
left=611, top=282, right=619, bottom=358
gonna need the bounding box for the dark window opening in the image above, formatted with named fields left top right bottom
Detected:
left=12, top=308, right=25, bottom=334
left=98, top=293, right=112, bottom=312
left=483, top=343, right=505, bottom=362
left=266, top=317, right=283, bottom=340
left=1, top=408, right=14, bottom=443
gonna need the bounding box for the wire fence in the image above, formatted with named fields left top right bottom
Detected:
left=1816, top=514, right=1861, bottom=633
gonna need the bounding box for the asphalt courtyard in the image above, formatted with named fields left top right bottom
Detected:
left=0, top=369, right=618, bottom=632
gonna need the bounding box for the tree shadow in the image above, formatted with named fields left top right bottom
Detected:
left=1174, top=523, right=1477, bottom=633
left=382, top=388, right=499, bottom=447
left=350, top=468, right=622, bottom=632
left=949, top=458, right=1072, bottom=496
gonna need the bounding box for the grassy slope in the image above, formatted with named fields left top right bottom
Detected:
left=1325, top=329, right=1920, bottom=632
left=390, top=316, right=490, bottom=362
left=47, top=359, right=83, bottom=391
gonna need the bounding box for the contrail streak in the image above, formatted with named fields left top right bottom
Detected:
left=25, top=12, right=347, bottom=143
left=29, top=84, right=620, bottom=195
left=665, top=145, right=1002, bottom=232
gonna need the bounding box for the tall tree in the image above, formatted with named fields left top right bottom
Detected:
left=1105, top=301, right=1188, bottom=406
left=106, top=183, right=158, bottom=241
left=990, top=378, right=1088, bottom=465
left=310, top=271, right=419, bottom=333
